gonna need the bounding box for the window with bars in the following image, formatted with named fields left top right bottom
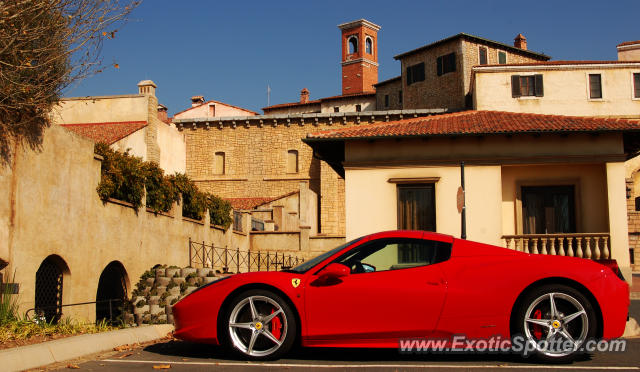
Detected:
left=436, top=52, right=456, bottom=76
left=589, top=74, right=602, bottom=99
left=406, top=62, right=425, bottom=85
left=511, top=74, right=544, bottom=97
left=633, top=73, right=640, bottom=98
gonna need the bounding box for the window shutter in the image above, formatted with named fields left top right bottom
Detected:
left=535, top=74, right=544, bottom=97
left=406, top=66, right=412, bottom=85
left=437, top=56, right=442, bottom=76
left=511, top=75, right=520, bottom=97
left=450, top=53, right=456, bottom=72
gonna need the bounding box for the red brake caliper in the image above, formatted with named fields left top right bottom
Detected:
left=270, top=308, right=282, bottom=340
left=532, top=309, right=543, bottom=339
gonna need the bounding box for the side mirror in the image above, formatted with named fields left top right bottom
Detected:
left=318, top=263, right=350, bottom=280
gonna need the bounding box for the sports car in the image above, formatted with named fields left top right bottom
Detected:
left=172, top=230, right=629, bottom=361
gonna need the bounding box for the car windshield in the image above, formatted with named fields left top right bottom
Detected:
left=286, top=237, right=364, bottom=273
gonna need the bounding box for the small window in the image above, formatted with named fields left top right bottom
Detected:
left=333, top=106, right=339, bottom=113
left=287, top=150, right=298, bottom=174
left=479, top=47, right=488, bottom=65
left=397, top=184, right=436, bottom=231
left=348, top=36, right=358, bottom=54
left=365, top=37, right=373, bottom=54
left=634, top=73, right=640, bottom=98
left=406, top=62, right=425, bottom=85
left=355, top=104, right=362, bottom=112
left=589, top=74, right=602, bottom=99
left=498, top=51, right=507, bottom=64
left=208, top=105, right=215, bottom=117
left=436, top=52, right=456, bottom=76
left=399, top=90, right=403, bottom=104
left=384, top=94, right=389, bottom=107
left=214, top=152, right=225, bottom=175
left=511, top=74, right=544, bottom=97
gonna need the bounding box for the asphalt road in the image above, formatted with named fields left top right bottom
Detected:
left=57, top=300, right=640, bottom=372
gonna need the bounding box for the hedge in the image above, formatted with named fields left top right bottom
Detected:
left=95, top=143, right=232, bottom=228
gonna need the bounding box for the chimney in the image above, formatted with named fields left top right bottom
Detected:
left=137, top=80, right=157, bottom=96
left=157, top=104, right=168, bottom=123
left=300, top=88, right=310, bottom=104
left=514, top=33, right=527, bottom=50
left=191, top=95, right=205, bottom=107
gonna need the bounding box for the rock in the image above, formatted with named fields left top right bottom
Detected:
left=168, top=286, right=180, bottom=295
left=187, top=277, right=197, bottom=286
left=157, top=314, right=168, bottom=324
left=167, top=314, right=174, bottom=324
left=150, top=304, right=162, bottom=315
left=155, top=277, right=171, bottom=286
left=196, top=268, right=211, bottom=277
left=134, top=305, right=149, bottom=315
left=155, top=286, right=167, bottom=295
left=184, top=286, right=198, bottom=295
left=148, top=296, right=160, bottom=305
left=181, top=267, right=197, bottom=277
left=145, top=277, right=155, bottom=286
left=155, top=268, right=166, bottom=278
left=166, top=268, right=180, bottom=277
left=165, top=305, right=173, bottom=315
left=203, top=276, right=218, bottom=284
left=172, top=277, right=185, bottom=285
left=133, top=296, right=146, bottom=305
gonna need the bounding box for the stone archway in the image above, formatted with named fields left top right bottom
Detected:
left=95, top=261, right=128, bottom=324
left=35, top=255, right=69, bottom=324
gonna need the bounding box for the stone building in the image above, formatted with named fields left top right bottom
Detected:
left=174, top=95, right=258, bottom=120
left=389, top=33, right=550, bottom=110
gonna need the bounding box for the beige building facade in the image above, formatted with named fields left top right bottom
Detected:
left=618, top=40, right=640, bottom=62
left=473, top=61, right=640, bottom=119
left=305, top=110, right=640, bottom=283
left=53, top=80, right=186, bottom=174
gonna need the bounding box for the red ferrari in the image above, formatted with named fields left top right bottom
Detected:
left=172, top=231, right=629, bottom=362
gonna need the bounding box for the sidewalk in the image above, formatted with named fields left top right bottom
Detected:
left=0, top=324, right=173, bottom=372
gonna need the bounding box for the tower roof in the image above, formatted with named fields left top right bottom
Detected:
left=337, top=19, right=381, bottom=31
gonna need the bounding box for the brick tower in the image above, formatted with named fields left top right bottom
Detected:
left=338, top=19, right=380, bottom=95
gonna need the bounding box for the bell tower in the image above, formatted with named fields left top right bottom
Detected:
left=338, top=19, right=380, bottom=95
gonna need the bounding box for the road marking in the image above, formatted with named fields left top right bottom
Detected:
left=102, top=359, right=640, bottom=369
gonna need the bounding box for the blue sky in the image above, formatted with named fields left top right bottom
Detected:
left=65, top=0, right=640, bottom=116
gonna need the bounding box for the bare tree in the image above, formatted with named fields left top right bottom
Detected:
left=0, top=0, right=140, bottom=166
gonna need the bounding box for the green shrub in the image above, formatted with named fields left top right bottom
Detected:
left=94, top=144, right=232, bottom=228
left=0, top=271, right=19, bottom=325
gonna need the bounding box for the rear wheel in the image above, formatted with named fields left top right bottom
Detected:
left=514, top=284, right=597, bottom=362
left=220, top=289, right=296, bottom=360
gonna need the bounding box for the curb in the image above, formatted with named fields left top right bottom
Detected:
left=0, top=324, right=174, bottom=372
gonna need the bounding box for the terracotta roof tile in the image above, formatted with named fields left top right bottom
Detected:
left=305, top=111, right=640, bottom=140
left=61, top=121, right=147, bottom=145
left=263, top=92, right=376, bottom=111
left=226, top=191, right=299, bottom=210
left=618, top=40, right=640, bottom=47
left=477, top=60, right=640, bottom=68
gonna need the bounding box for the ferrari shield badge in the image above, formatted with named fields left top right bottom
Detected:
left=291, top=278, right=301, bottom=288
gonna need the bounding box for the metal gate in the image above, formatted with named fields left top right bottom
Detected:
left=35, top=258, right=63, bottom=323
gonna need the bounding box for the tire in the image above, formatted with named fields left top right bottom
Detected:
left=513, top=284, right=597, bottom=363
left=219, top=289, right=297, bottom=360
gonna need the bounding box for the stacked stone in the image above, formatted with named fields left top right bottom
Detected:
left=131, top=266, right=218, bottom=325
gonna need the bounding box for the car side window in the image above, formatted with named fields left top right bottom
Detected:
left=334, top=238, right=451, bottom=274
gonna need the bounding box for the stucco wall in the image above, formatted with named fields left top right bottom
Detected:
left=0, top=126, right=243, bottom=321
left=474, top=65, right=640, bottom=118
left=52, top=95, right=149, bottom=124
left=111, top=128, right=147, bottom=160
left=618, top=44, right=640, bottom=62
left=174, top=101, right=257, bottom=120
left=157, top=122, right=186, bottom=174
left=319, top=96, right=376, bottom=113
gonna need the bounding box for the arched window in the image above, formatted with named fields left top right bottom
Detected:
left=214, top=152, right=225, bottom=175
left=365, top=37, right=373, bottom=55
left=348, top=36, right=358, bottom=54
left=287, top=150, right=298, bottom=174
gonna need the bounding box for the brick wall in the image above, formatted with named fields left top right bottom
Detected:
left=375, top=78, right=402, bottom=110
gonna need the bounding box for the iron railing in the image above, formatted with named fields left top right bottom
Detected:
left=189, top=238, right=304, bottom=273
left=25, top=298, right=124, bottom=324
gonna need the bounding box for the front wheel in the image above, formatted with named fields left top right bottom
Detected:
left=220, top=289, right=296, bottom=360
left=514, top=284, right=597, bottom=362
